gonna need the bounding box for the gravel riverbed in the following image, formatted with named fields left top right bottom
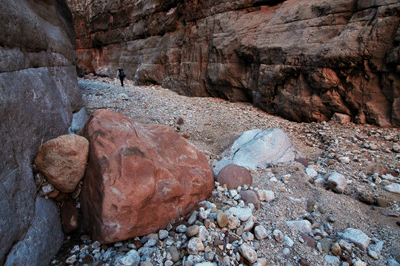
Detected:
left=51, top=76, right=400, bottom=266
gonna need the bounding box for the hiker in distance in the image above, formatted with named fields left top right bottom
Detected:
left=117, top=68, right=126, bottom=86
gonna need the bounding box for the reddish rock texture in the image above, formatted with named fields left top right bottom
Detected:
left=35, top=134, right=89, bottom=193
left=216, top=164, right=253, bottom=190
left=80, top=109, right=214, bottom=243
left=66, top=0, right=400, bottom=127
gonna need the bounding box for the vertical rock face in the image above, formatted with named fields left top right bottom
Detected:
left=0, top=0, right=82, bottom=264
left=67, top=0, right=400, bottom=127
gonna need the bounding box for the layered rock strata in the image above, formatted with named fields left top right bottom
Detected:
left=67, top=0, right=400, bottom=127
left=0, top=0, right=82, bottom=264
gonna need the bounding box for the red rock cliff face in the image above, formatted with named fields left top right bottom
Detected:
left=66, top=0, right=400, bottom=127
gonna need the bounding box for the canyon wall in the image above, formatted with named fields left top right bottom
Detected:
left=0, top=0, right=82, bottom=264
left=67, top=0, right=400, bottom=127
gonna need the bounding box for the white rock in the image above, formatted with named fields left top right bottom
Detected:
left=384, top=183, right=400, bottom=194
left=254, top=225, right=268, bottom=240
left=283, top=236, right=294, bottom=247
left=338, top=228, right=370, bottom=250
left=314, top=177, right=325, bottom=188
left=118, top=250, right=140, bottom=266
left=382, top=174, right=395, bottom=181
left=243, top=219, right=254, bottom=232
left=273, top=229, right=284, bottom=242
left=353, top=260, right=367, bottom=266
left=198, top=226, right=209, bottom=242
left=195, top=263, right=217, bottom=266
left=66, top=255, right=77, bottom=264
left=230, top=189, right=238, bottom=198
left=228, top=215, right=240, bottom=229
left=227, top=207, right=252, bottom=221
left=327, top=172, right=347, bottom=193
left=305, top=167, right=318, bottom=178
left=188, top=238, right=204, bottom=255
left=242, top=232, right=254, bottom=242
left=258, top=190, right=275, bottom=202
left=286, top=220, right=312, bottom=234
left=387, top=259, right=400, bottom=266
left=282, top=248, right=290, bottom=255
left=238, top=244, right=257, bottom=264
left=324, top=255, right=340, bottom=265
left=159, top=230, right=169, bottom=240
left=176, top=224, right=187, bottom=233
left=188, top=212, right=198, bottom=225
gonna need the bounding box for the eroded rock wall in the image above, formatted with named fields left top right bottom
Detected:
left=67, top=0, right=400, bottom=126
left=0, top=0, right=82, bottom=264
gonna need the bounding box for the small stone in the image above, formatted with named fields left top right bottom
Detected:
left=286, top=220, right=312, bottom=233
left=324, top=255, right=340, bottom=265
left=243, top=219, right=254, bottom=232
left=384, top=183, right=400, bottom=194
left=254, top=225, right=268, bottom=240
left=331, top=242, right=341, bottom=256
left=338, top=228, right=370, bottom=250
left=217, top=212, right=229, bottom=228
left=358, top=192, right=375, bottom=205
left=159, top=230, right=169, bottom=240
left=314, top=177, right=325, bottom=188
left=257, top=258, right=268, bottom=266
left=284, top=236, right=294, bottom=247
left=368, top=249, right=380, bottom=260
left=176, top=224, right=187, bottom=233
left=338, top=239, right=353, bottom=253
left=282, top=247, right=290, bottom=255
left=186, top=225, right=199, bottom=237
left=198, top=226, right=209, bottom=242
left=299, top=258, right=310, bottom=266
left=273, top=229, right=284, bottom=242
left=118, top=250, right=140, bottom=266
left=353, top=260, right=367, bottom=266
left=305, top=167, right=318, bottom=178
left=188, top=211, right=198, bottom=225
left=187, top=237, right=204, bottom=254
left=242, top=232, right=254, bottom=242
left=227, top=207, right=252, bottom=221
left=387, top=259, right=400, bottom=266
left=376, top=197, right=390, bottom=207
left=238, top=244, right=257, bottom=264
left=66, top=255, right=77, bottom=264
left=228, top=215, right=240, bottom=229
left=257, top=190, right=275, bottom=202
left=239, top=190, right=261, bottom=209
left=327, top=172, right=347, bottom=193
left=167, top=246, right=180, bottom=262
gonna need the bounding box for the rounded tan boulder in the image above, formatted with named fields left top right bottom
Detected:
left=35, top=134, right=89, bottom=193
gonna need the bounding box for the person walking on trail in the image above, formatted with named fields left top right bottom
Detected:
left=117, top=68, right=126, bottom=86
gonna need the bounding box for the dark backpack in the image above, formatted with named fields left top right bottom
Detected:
left=118, top=69, right=126, bottom=77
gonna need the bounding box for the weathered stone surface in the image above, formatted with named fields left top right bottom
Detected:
left=214, top=129, right=304, bottom=175
left=80, top=109, right=214, bottom=243
left=239, top=190, right=261, bottom=209
left=0, top=0, right=82, bottom=264
left=67, top=0, right=400, bottom=127
left=338, top=228, right=371, bottom=250
left=60, top=199, right=80, bottom=234
left=35, top=134, right=89, bottom=193
left=327, top=172, right=347, bottom=194
left=215, top=164, right=252, bottom=189
left=3, top=197, right=64, bottom=266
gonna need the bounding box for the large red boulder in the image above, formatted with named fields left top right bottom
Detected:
left=80, top=109, right=214, bottom=243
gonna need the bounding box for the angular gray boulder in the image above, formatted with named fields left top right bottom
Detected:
left=0, top=0, right=82, bottom=264
left=213, top=128, right=304, bottom=175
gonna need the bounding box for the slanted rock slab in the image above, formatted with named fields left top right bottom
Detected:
left=214, top=128, right=304, bottom=175
left=80, top=109, right=214, bottom=243
left=338, top=228, right=371, bottom=250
